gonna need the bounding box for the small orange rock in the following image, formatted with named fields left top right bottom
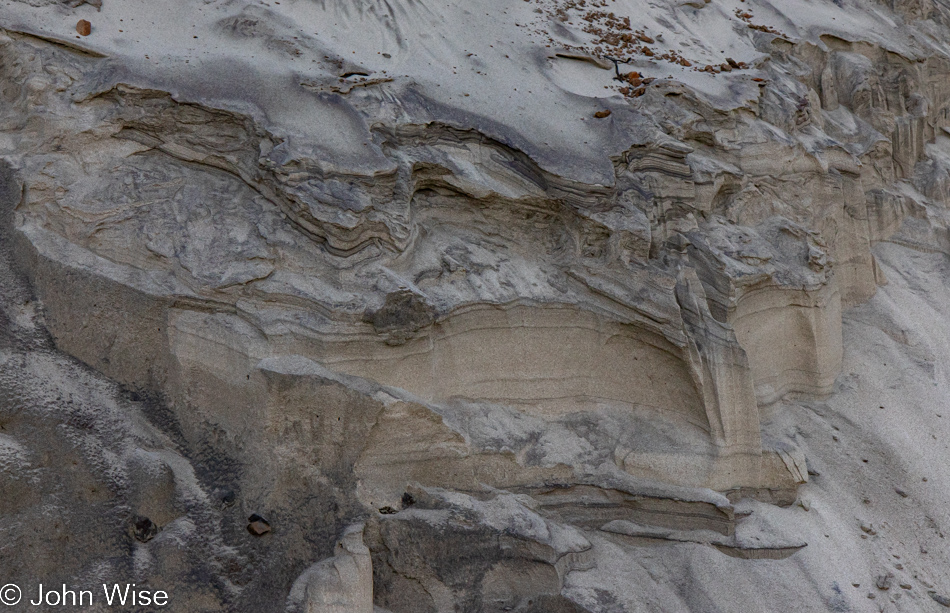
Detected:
left=76, top=19, right=91, bottom=36
left=246, top=514, right=271, bottom=536
left=594, top=110, right=612, bottom=118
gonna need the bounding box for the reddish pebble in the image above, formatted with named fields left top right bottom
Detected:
left=76, top=20, right=91, bottom=36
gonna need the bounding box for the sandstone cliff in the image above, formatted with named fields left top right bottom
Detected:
left=3, top=0, right=950, bottom=610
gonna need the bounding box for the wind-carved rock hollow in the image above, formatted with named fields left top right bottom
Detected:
left=5, top=0, right=950, bottom=611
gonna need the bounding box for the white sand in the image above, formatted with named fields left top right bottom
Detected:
left=0, top=0, right=930, bottom=184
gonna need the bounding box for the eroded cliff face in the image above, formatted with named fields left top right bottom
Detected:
left=5, top=0, right=950, bottom=611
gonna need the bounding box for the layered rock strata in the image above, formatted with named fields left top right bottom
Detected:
left=5, top=0, right=950, bottom=609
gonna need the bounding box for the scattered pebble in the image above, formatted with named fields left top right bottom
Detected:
left=247, top=514, right=271, bottom=536
left=378, top=506, right=397, bottom=515
left=877, top=573, right=893, bottom=590
left=931, top=592, right=950, bottom=607
left=132, top=516, right=158, bottom=543
left=76, top=19, right=91, bottom=36
left=895, top=487, right=908, bottom=498
left=220, top=489, right=236, bottom=508
left=594, top=110, right=612, bottom=118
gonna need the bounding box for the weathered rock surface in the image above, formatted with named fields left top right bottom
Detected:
left=5, top=0, right=950, bottom=610
left=287, top=523, right=374, bottom=613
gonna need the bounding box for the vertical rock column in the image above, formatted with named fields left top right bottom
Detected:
left=674, top=262, right=763, bottom=491
left=287, top=524, right=374, bottom=613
